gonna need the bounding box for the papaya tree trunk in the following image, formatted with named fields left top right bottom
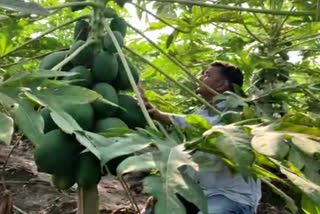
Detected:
left=77, top=186, right=99, bottom=214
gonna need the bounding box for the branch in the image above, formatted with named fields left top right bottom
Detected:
left=45, top=2, right=99, bottom=10
left=252, top=13, right=268, bottom=34
left=279, top=32, right=320, bottom=45
left=242, top=21, right=265, bottom=44
left=51, top=39, right=95, bottom=71
left=277, top=36, right=320, bottom=53
left=0, top=15, right=90, bottom=59
left=144, top=0, right=315, bottom=17
left=275, top=7, right=294, bottom=36
left=104, top=21, right=158, bottom=130
left=211, top=23, right=251, bottom=39
left=124, top=46, right=222, bottom=115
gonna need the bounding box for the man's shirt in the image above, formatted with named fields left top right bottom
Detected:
left=172, top=103, right=262, bottom=211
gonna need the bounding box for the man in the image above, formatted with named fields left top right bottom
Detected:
left=140, top=61, right=261, bottom=214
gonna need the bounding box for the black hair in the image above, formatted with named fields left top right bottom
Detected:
left=211, top=61, right=244, bottom=88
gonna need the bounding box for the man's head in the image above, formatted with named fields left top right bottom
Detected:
left=196, top=61, right=243, bottom=101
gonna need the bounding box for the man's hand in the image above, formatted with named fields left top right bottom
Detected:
left=138, top=84, right=171, bottom=124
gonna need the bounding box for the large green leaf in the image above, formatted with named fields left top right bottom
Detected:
left=143, top=144, right=208, bottom=214
left=98, top=132, right=152, bottom=166
left=251, top=126, right=290, bottom=160
left=301, top=195, right=320, bottom=214
left=0, top=112, right=14, bottom=144
left=0, top=90, right=44, bottom=145
left=0, top=0, right=49, bottom=16
left=25, top=85, right=101, bottom=106
left=203, top=124, right=254, bottom=175
left=117, top=152, right=157, bottom=175
left=281, top=167, right=320, bottom=205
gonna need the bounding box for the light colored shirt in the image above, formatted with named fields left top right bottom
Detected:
left=173, top=105, right=262, bottom=212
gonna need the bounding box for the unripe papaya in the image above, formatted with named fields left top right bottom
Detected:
left=74, top=20, right=90, bottom=41
left=63, top=103, right=94, bottom=131
left=34, top=129, right=81, bottom=176
left=41, top=103, right=94, bottom=132
left=103, top=31, right=123, bottom=53
left=41, top=108, right=58, bottom=133
left=113, top=56, right=139, bottom=91
left=39, top=51, right=72, bottom=71
left=69, top=40, right=94, bottom=67
left=76, top=152, right=101, bottom=189
left=71, top=0, right=86, bottom=11
left=116, top=94, right=147, bottom=128
left=92, top=51, right=118, bottom=83
left=110, top=17, right=127, bottom=37
left=104, top=7, right=117, bottom=18
left=94, top=117, right=128, bottom=132
left=92, top=83, right=118, bottom=118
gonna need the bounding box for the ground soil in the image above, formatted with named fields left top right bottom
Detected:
left=0, top=135, right=291, bottom=214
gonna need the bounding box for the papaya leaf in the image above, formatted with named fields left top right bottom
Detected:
left=303, top=158, right=320, bottom=185
left=275, top=122, right=320, bottom=137
left=0, top=90, right=44, bottom=145
left=117, top=152, right=157, bottom=175
left=0, top=112, right=13, bottom=144
left=287, top=146, right=305, bottom=170
left=98, top=128, right=135, bottom=138
left=251, top=126, right=290, bottom=160
left=50, top=109, right=82, bottom=134
left=301, top=194, right=320, bottom=214
left=282, top=112, right=316, bottom=127
left=98, top=133, right=152, bottom=166
left=0, top=0, right=49, bottom=16
left=142, top=144, right=208, bottom=214
left=25, top=85, right=101, bottom=106
left=166, top=29, right=179, bottom=49
left=74, top=131, right=100, bottom=160
left=2, top=71, right=76, bottom=87
left=185, top=114, right=211, bottom=131
left=281, top=167, right=320, bottom=205
left=204, top=124, right=254, bottom=175
left=289, top=133, right=320, bottom=161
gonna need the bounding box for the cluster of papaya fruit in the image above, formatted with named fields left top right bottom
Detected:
left=34, top=5, right=146, bottom=190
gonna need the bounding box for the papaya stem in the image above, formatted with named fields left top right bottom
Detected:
left=124, top=46, right=222, bottom=115
left=276, top=35, right=320, bottom=53
left=128, top=23, right=221, bottom=101
left=77, top=186, right=99, bottom=214
left=51, top=39, right=95, bottom=71
left=145, top=0, right=315, bottom=17
left=45, top=2, right=100, bottom=10
left=0, top=15, right=90, bottom=59
left=103, top=23, right=158, bottom=130
left=242, top=21, right=265, bottom=44
left=279, top=32, right=320, bottom=45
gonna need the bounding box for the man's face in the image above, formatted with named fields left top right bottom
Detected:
left=196, top=65, right=230, bottom=99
